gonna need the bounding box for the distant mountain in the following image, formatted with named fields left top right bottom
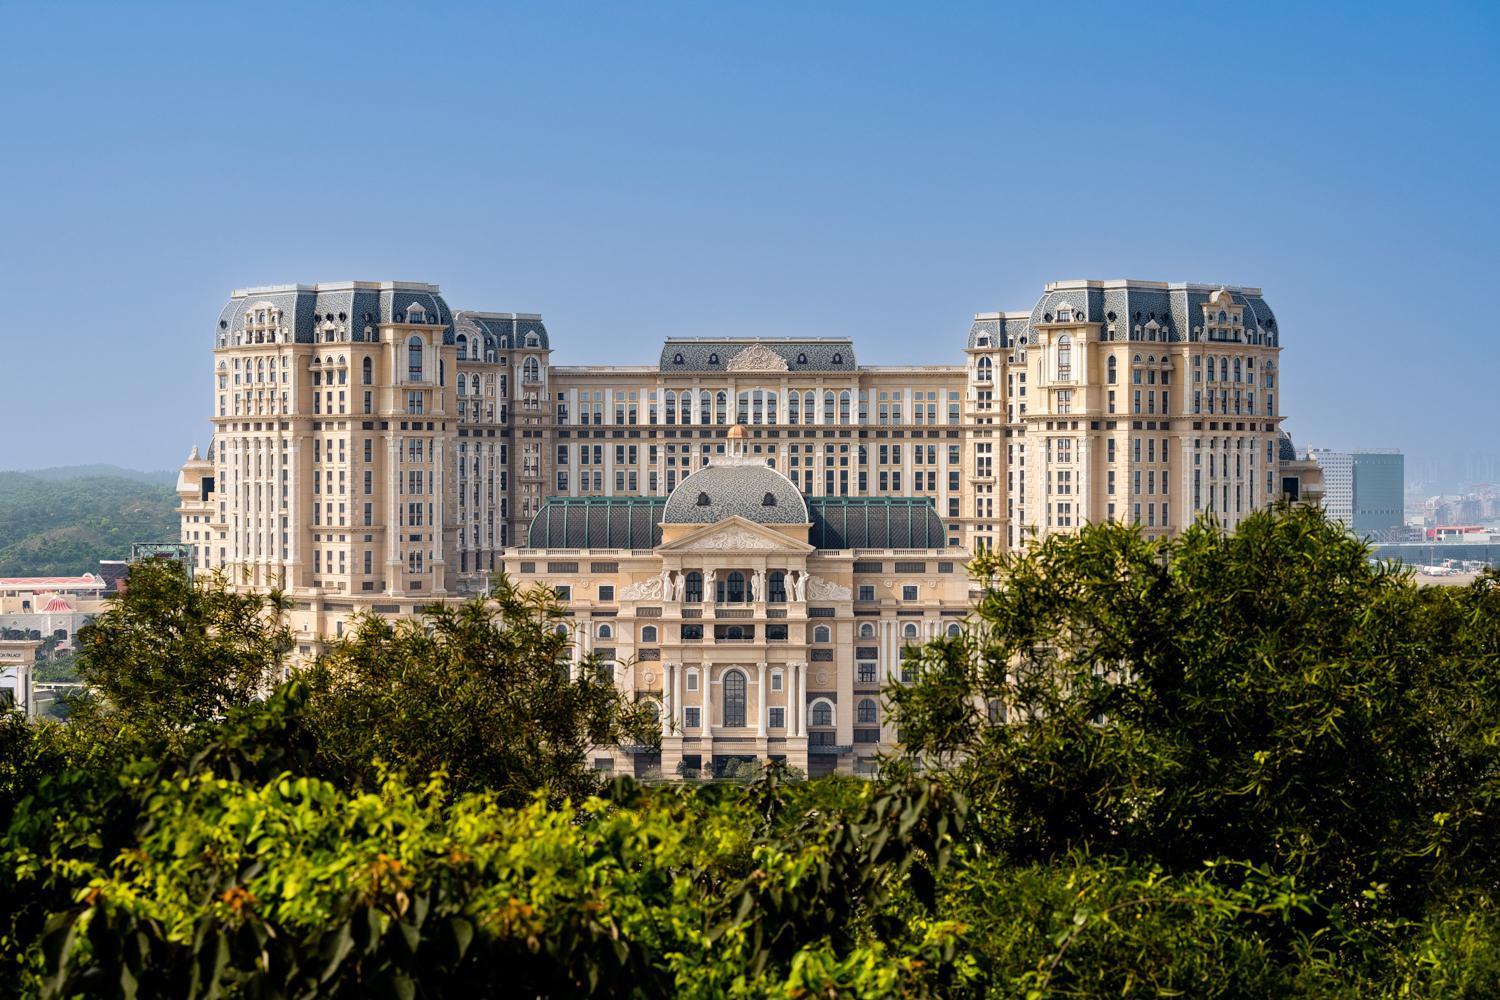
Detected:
left=11, top=464, right=176, bottom=486
left=0, top=471, right=180, bottom=577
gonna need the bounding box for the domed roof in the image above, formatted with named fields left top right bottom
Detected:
left=39, top=596, right=73, bottom=613
left=726, top=423, right=748, bottom=439
left=663, top=461, right=808, bottom=526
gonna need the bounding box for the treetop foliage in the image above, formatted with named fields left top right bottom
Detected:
left=2, top=504, right=1499, bottom=997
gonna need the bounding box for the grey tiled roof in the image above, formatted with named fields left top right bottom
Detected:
left=215, top=282, right=454, bottom=347
left=966, top=315, right=1026, bottom=349
left=659, top=339, right=857, bottom=373
left=1278, top=431, right=1299, bottom=463
left=808, top=497, right=947, bottom=549
left=455, top=312, right=549, bottom=353
left=525, top=493, right=948, bottom=551
left=993, top=283, right=1278, bottom=349
left=662, top=464, right=809, bottom=525
left=527, top=497, right=666, bottom=549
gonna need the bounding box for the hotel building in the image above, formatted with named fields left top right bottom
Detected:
left=177, top=278, right=1287, bottom=775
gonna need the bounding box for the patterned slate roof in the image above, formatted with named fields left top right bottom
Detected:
left=662, top=463, right=809, bottom=525
left=1278, top=431, right=1300, bottom=463
left=525, top=494, right=947, bottom=551
left=807, top=497, right=947, bottom=550
left=527, top=497, right=666, bottom=549
left=659, top=339, right=857, bottom=373
left=454, top=312, right=549, bottom=353
left=977, top=282, right=1278, bottom=350
left=215, top=282, right=454, bottom=348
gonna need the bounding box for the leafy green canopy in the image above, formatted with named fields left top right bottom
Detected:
left=891, top=503, right=1500, bottom=918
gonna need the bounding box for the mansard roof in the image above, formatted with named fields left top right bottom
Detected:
left=216, top=281, right=454, bottom=347
left=527, top=496, right=666, bottom=550
left=525, top=494, right=947, bottom=551
left=970, top=281, right=1277, bottom=350
left=807, top=496, right=947, bottom=550
left=659, top=338, right=857, bottom=373
left=454, top=311, right=549, bottom=352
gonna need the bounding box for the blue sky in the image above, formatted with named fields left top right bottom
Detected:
left=1, top=2, right=1496, bottom=488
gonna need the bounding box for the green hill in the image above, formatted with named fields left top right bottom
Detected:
left=0, top=471, right=180, bottom=576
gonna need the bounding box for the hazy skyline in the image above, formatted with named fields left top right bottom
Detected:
left=2, top=2, right=1496, bottom=479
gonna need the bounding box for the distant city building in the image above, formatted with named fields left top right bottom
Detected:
left=1352, top=450, right=1405, bottom=537
left=1309, top=449, right=1354, bottom=526
left=1308, top=448, right=1405, bottom=538
left=0, top=575, right=109, bottom=651
left=176, top=277, right=1294, bottom=778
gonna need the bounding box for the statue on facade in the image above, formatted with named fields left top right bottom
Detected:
left=750, top=571, right=764, bottom=602
left=659, top=569, right=675, bottom=600
left=791, top=570, right=808, bottom=602
left=704, top=570, right=716, bottom=602
left=672, top=573, right=686, bottom=602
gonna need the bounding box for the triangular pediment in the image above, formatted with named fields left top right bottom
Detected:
left=658, top=515, right=814, bottom=554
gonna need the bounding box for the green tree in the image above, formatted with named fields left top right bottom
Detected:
left=69, top=560, right=293, bottom=754
left=890, top=503, right=1500, bottom=920
left=301, top=577, right=660, bottom=804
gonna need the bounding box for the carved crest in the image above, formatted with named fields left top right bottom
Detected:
left=726, top=344, right=790, bottom=373
left=698, top=527, right=777, bottom=550
left=807, top=575, right=852, bottom=600
left=619, top=576, right=664, bottom=600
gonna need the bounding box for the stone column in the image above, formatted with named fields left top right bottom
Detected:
left=795, top=662, right=808, bottom=737
left=663, top=661, right=675, bottom=727
left=703, top=662, right=712, bottom=730
left=756, top=661, right=768, bottom=737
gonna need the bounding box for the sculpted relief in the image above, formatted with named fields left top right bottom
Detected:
left=725, top=344, right=790, bottom=373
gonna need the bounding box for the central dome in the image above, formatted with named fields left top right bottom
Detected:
left=663, top=461, right=808, bottom=526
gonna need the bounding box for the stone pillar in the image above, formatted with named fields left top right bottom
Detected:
left=663, top=662, right=675, bottom=726
left=756, top=661, right=768, bottom=737
left=703, top=662, right=712, bottom=731
left=795, top=661, right=807, bottom=737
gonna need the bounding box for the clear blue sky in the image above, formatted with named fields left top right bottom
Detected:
left=2, top=1, right=1496, bottom=489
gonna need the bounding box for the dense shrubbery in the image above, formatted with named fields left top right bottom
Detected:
left=2, top=504, right=1499, bottom=997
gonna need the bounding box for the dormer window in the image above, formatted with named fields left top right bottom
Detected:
left=696, top=491, right=711, bottom=506
left=797, top=352, right=808, bottom=364
left=762, top=492, right=777, bottom=506
left=708, top=353, right=719, bottom=364
left=673, top=353, right=685, bottom=365
left=1056, top=306, right=1073, bottom=323
left=831, top=352, right=843, bottom=364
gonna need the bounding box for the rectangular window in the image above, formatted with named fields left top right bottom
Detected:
left=685, top=707, right=701, bottom=729
left=769, top=707, right=785, bottom=729
left=902, top=585, right=919, bottom=601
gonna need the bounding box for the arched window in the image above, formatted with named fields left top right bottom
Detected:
left=832, top=352, right=843, bottom=364
left=1233, top=357, right=1242, bottom=382
left=1106, top=356, right=1117, bottom=384
left=523, top=357, right=540, bottom=383
left=859, top=622, right=875, bottom=638
left=823, top=391, right=835, bottom=423
left=976, top=356, right=993, bottom=382
left=723, top=571, right=747, bottom=603
left=716, top=391, right=727, bottom=424
left=723, top=670, right=747, bottom=728
left=597, top=623, right=613, bottom=639
left=708, top=353, right=718, bottom=364
left=1219, top=358, right=1229, bottom=382
left=814, top=624, right=831, bottom=643
left=684, top=571, right=703, bottom=602
left=361, top=357, right=373, bottom=385
left=672, top=352, right=684, bottom=365
left=406, top=336, right=424, bottom=381
left=699, top=391, right=712, bottom=424
left=946, top=622, right=962, bottom=637
left=768, top=570, right=786, bottom=602
left=902, top=622, right=919, bottom=640
left=803, top=391, right=815, bottom=424
left=811, top=700, right=834, bottom=727
left=856, top=698, right=877, bottom=724
left=1056, top=335, right=1072, bottom=378
left=641, top=625, right=658, bottom=643
left=457, top=376, right=467, bottom=396
left=664, top=390, right=677, bottom=424
left=839, top=390, right=851, bottom=423
left=455, top=333, right=468, bottom=360
left=471, top=374, right=480, bottom=397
